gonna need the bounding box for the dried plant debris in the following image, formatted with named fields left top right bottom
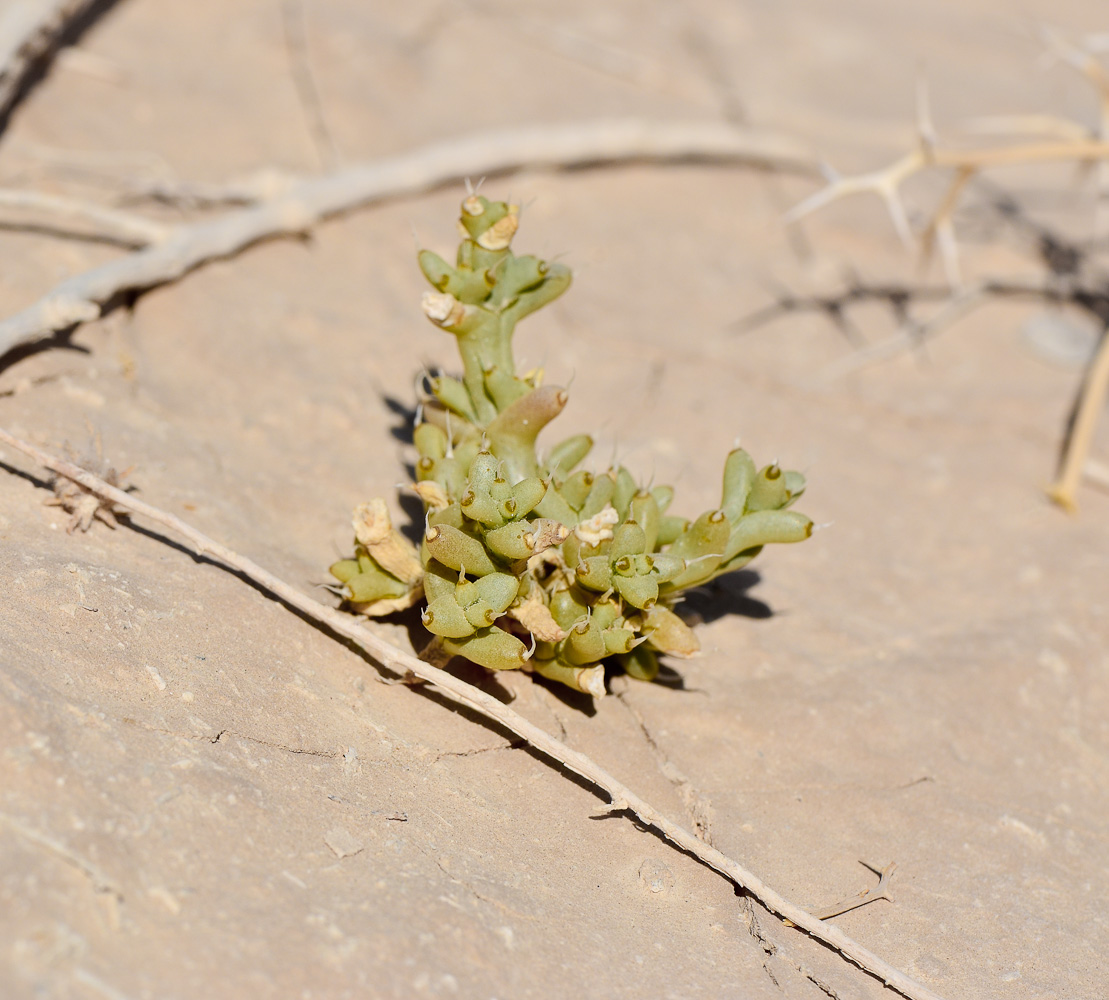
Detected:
left=332, top=195, right=811, bottom=697
left=45, top=437, right=132, bottom=533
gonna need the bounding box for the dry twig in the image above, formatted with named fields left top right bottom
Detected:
left=1049, top=327, right=1109, bottom=510
left=783, top=860, right=897, bottom=928
left=0, top=118, right=817, bottom=358
left=115, top=168, right=299, bottom=208
left=784, top=37, right=1109, bottom=510
left=281, top=0, right=340, bottom=170
left=0, top=425, right=946, bottom=1000
left=812, top=861, right=897, bottom=921
left=787, top=136, right=1109, bottom=284
left=0, top=186, right=169, bottom=246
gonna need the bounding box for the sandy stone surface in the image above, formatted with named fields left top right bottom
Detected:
left=1, top=2, right=1106, bottom=998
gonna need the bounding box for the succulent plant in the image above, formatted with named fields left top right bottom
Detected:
left=332, top=194, right=812, bottom=698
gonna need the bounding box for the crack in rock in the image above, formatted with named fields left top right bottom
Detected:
left=616, top=690, right=715, bottom=844
left=121, top=717, right=342, bottom=758
left=435, top=738, right=526, bottom=760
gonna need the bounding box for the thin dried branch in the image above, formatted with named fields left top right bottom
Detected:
left=120, top=168, right=300, bottom=209
left=281, top=0, right=340, bottom=169
left=0, top=118, right=818, bottom=358
left=1037, top=28, right=1109, bottom=234
left=783, top=40, right=1109, bottom=509
left=788, top=152, right=922, bottom=247
left=784, top=860, right=897, bottom=927
left=1047, top=328, right=1109, bottom=511
left=0, top=425, right=946, bottom=1000
left=0, top=186, right=170, bottom=245
left=0, top=0, right=103, bottom=124
left=786, top=139, right=1109, bottom=260
left=789, top=36, right=1109, bottom=278
left=812, top=861, right=897, bottom=921
left=919, top=165, right=973, bottom=287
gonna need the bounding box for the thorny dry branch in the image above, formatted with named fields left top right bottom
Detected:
left=815, top=861, right=897, bottom=921
left=0, top=426, right=947, bottom=1000
left=785, top=31, right=1109, bottom=284
left=0, top=117, right=817, bottom=359
left=784, top=861, right=897, bottom=928
left=784, top=31, right=1109, bottom=510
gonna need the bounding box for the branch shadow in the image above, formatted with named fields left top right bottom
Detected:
left=738, top=177, right=1109, bottom=349
left=0, top=0, right=126, bottom=136
left=0, top=326, right=90, bottom=374
left=0, top=458, right=52, bottom=491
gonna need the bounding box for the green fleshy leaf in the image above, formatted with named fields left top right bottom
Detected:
left=619, top=646, right=659, bottom=682
left=442, top=626, right=529, bottom=671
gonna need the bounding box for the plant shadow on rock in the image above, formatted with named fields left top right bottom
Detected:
left=680, top=570, right=772, bottom=625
